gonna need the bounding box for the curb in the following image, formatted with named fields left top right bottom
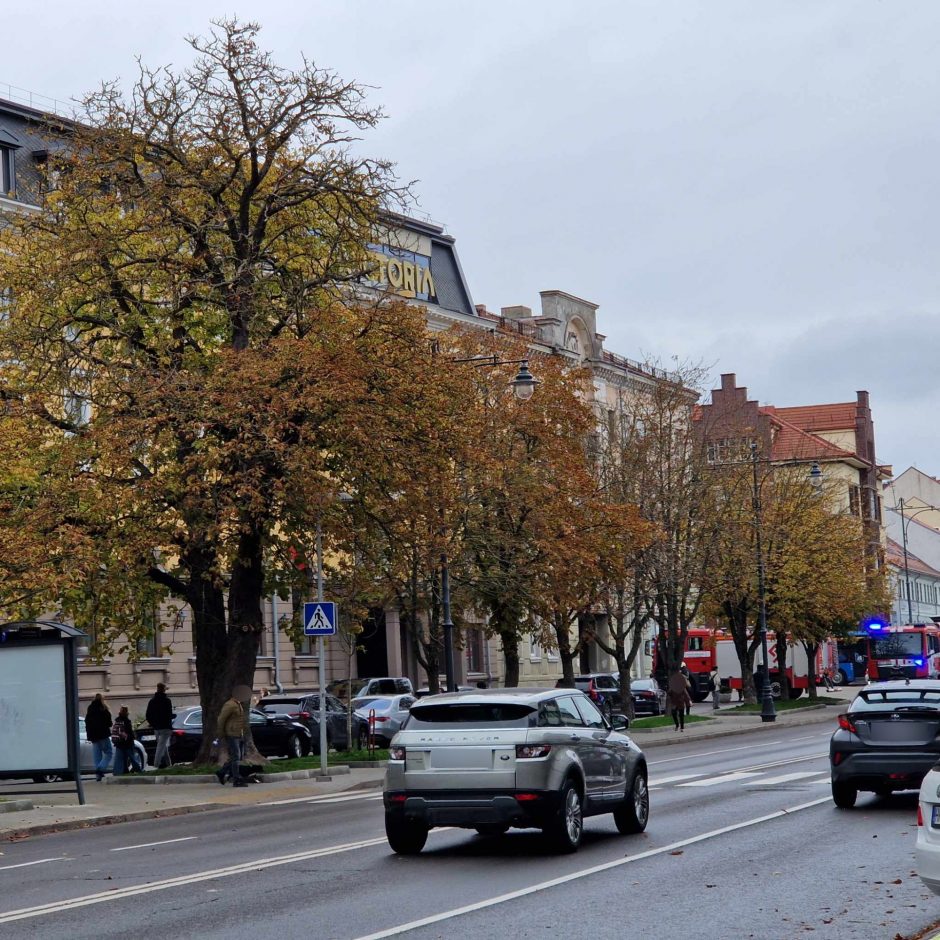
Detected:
left=3, top=802, right=228, bottom=840
left=0, top=800, right=34, bottom=814
left=104, top=766, right=352, bottom=785
left=636, top=706, right=838, bottom=748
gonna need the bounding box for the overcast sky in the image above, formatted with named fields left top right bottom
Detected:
left=4, top=1, right=939, bottom=473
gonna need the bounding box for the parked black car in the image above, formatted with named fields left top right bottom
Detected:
left=630, top=678, right=666, bottom=716
left=138, top=705, right=311, bottom=765
left=262, top=694, right=368, bottom=751
left=573, top=674, right=623, bottom=712
left=830, top=680, right=940, bottom=808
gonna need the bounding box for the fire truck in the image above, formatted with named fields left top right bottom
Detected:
left=654, top=627, right=840, bottom=700
left=652, top=628, right=723, bottom=702
left=715, top=634, right=839, bottom=699
left=865, top=624, right=940, bottom=680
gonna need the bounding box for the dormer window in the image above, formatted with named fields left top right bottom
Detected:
left=0, top=146, right=14, bottom=197
left=0, top=127, right=22, bottom=198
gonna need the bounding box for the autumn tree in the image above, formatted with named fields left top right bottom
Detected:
left=596, top=364, right=716, bottom=701
left=0, top=19, right=434, bottom=753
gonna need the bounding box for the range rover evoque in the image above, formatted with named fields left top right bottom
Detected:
left=382, top=688, right=649, bottom=854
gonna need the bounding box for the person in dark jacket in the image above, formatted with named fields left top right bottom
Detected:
left=667, top=668, right=692, bottom=732
left=146, top=683, right=174, bottom=769
left=111, top=705, right=137, bottom=775
left=84, top=693, right=113, bottom=782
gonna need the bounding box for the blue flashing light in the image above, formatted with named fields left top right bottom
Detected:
left=915, top=658, right=925, bottom=667
left=862, top=615, right=888, bottom=633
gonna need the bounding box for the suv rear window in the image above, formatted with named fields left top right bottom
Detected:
left=850, top=689, right=940, bottom=712
left=407, top=704, right=536, bottom=729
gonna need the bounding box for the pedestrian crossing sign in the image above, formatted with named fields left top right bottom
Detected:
left=303, top=601, right=337, bottom=636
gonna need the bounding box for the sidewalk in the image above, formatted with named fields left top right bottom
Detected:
left=631, top=684, right=855, bottom=747
left=0, top=765, right=386, bottom=840
left=1, top=687, right=858, bottom=841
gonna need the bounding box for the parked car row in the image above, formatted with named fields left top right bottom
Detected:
left=573, top=673, right=666, bottom=716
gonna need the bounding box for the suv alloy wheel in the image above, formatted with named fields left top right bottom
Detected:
left=614, top=769, right=649, bottom=833
left=546, top=778, right=584, bottom=853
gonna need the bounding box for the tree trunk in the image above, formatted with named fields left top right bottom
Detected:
left=804, top=641, right=820, bottom=701
left=553, top=611, right=577, bottom=687
left=774, top=631, right=791, bottom=701
left=501, top=630, right=520, bottom=687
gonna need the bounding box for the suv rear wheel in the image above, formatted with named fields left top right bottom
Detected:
left=832, top=780, right=858, bottom=809
left=545, top=778, right=583, bottom=853
left=385, top=814, right=429, bottom=855
left=614, top=769, right=649, bottom=834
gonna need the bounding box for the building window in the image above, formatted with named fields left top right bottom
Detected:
left=137, top=606, right=160, bottom=657
left=706, top=438, right=750, bottom=465
left=465, top=628, right=484, bottom=674
left=0, top=147, right=14, bottom=197
left=529, top=634, right=542, bottom=662
left=848, top=485, right=861, bottom=518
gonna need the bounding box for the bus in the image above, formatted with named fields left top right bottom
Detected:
left=866, top=624, right=940, bottom=681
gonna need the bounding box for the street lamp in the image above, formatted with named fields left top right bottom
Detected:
left=438, top=352, right=539, bottom=691
left=750, top=446, right=826, bottom=723
left=893, top=497, right=938, bottom=625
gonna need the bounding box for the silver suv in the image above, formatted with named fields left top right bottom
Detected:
left=382, top=688, right=648, bottom=854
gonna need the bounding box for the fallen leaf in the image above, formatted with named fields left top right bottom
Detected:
left=669, top=850, right=683, bottom=856
left=892, top=879, right=902, bottom=884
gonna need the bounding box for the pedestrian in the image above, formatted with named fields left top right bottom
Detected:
left=84, top=693, right=113, bottom=782
left=710, top=668, right=721, bottom=711
left=252, top=686, right=270, bottom=708
left=216, top=686, right=249, bottom=787
left=823, top=669, right=836, bottom=692
left=680, top=664, right=692, bottom=717
left=111, top=705, right=137, bottom=775
left=146, top=682, right=174, bottom=769
left=667, top=667, right=693, bottom=732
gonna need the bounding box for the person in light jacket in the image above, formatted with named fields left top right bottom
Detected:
left=667, top=668, right=692, bottom=732
left=84, top=693, right=113, bottom=782
left=216, top=688, right=249, bottom=787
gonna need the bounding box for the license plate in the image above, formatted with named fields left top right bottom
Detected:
left=931, top=805, right=940, bottom=828
left=139, top=734, right=155, bottom=742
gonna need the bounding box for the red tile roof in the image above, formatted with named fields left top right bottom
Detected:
left=886, top=539, right=940, bottom=578
left=772, top=403, right=857, bottom=432
left=764, top=412, right=858, bottom=464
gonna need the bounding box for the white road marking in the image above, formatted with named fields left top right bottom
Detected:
left=648, top=773, right=705, bottom=787
left=353, top=796, right=834, bottom=939
left=0, top=858, right=67, bottom=872
left=743, top=771, right=827, bottom=787
left=313, top=795, right=383, bottom=805
left=648, top=740, right=784, bottom=765
left=110, top=837, right=198, bottom=852
left=0, top=836, right=390, bottom=924
left=678, top=771, right=764, bottom=787
left=258, top=790, right=380, bottom=807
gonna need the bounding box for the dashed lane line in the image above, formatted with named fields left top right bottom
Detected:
left=352, top=796, right=834, bottom=939
left=0, top=858, right=68, bottom=872
left=110, top=837, right=198, bottom=852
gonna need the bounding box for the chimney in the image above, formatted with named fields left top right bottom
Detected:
left=720, top=373, right=737, bottom=391
left=500, top=305, right=532, bottom=320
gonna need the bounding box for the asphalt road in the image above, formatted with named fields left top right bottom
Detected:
left=0, top=723, right=937, bottom=940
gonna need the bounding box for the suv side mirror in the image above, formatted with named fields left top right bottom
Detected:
left=610, top=713, right=630, bottom=732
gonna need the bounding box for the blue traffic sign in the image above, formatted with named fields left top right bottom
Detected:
left=303, top=601, right=337, bottom=636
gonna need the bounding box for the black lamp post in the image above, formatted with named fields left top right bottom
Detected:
left=438, top=356, right=538, bottom=692
left=750, top=441, right=776, bottom=723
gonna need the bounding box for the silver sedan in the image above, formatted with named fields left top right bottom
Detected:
left=354, top=694, right=416, bottom=746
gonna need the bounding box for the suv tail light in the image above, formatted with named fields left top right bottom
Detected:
left=837, top=714, right=858, bottom=734
left=298, top=712, right=311, bottom=719
left=172, top=730, right=186, bottom=737
left=516, top=744, right=552, bottom=759
left=389, top=747, right=406, bottom=761
left=588, top=681, right=599, bottom=702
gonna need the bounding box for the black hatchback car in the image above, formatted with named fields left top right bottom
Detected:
left=830, top=680, right=940, bottom=808
left=138, top=705, right=312, bottom=765
left=262, top=694, right=368, bottom=752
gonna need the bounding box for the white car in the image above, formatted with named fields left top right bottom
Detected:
left=916, top=766, right=940, bottom=893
